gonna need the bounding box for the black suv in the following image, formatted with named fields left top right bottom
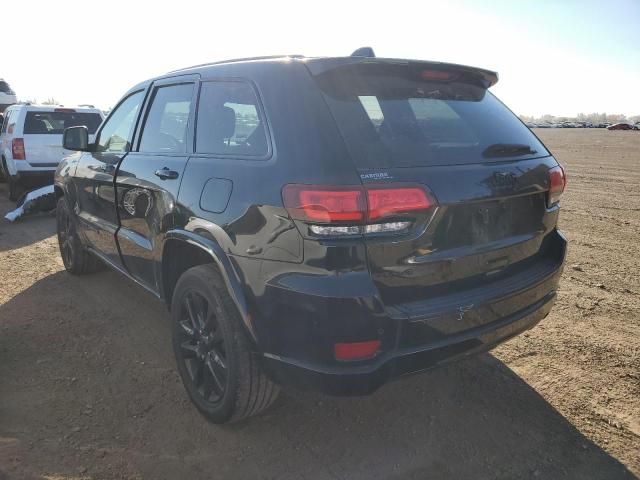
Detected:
left=55, top=50, right=567, bottom=423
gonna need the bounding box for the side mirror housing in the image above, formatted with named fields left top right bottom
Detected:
left=63, top=126, right=90, bottom=151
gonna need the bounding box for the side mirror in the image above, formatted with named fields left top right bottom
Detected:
left=63, top=126, right=90, bottom=151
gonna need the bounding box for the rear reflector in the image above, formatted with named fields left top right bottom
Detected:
left=334, top=340, right=381, bottom=361
left=12, top=138, right=26, bottom=160
left=548, top=165, right=566, bottom=206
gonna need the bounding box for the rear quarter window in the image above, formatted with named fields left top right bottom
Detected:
left=195, top=81, right=269, bottom=158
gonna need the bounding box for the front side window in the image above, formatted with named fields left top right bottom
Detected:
left=138, top=83, right=194, bottom=153
left=195, top=81, right=268, bottom=157
left=96, top=91, right=144, bottom=153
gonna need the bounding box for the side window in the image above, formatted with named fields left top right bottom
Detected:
left=138, top=83, right=194, bottom=153
left=96, top=91, right=144, bottom=153
left=195, top=81, right=268, bottom=157
left=0, top=111, right=8, bottom=133
left=6, top=110, right=17, bottom=134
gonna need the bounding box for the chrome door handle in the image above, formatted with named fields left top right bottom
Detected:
left=154, top=167, right=179, bottom=180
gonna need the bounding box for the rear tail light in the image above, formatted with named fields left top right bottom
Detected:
left=12, top=138, right=26, bottom=160
left=334, top=340, right=381, bottom=361
left=548, top=165, right=566, bottom=206
left=283, top=184, right=436, bottom=237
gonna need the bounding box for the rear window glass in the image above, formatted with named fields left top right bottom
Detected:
left=314, top=63, right=548, bottom=168
left=23, top=111, right=102, bottom=135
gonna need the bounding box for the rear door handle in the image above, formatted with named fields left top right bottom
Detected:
left=154, top=167, right=179, bottom=180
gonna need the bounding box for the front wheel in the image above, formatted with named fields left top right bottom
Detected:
left=56, top=197, right=103, bottom=274
left=171, top=264, right=279, bottom=423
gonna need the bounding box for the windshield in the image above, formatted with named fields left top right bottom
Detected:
left=23, top=111, right=103, bottom=135
left=314, top=63, right=549, bottom=168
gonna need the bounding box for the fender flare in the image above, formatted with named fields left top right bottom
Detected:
left=162, top=230, right=256, bottom=341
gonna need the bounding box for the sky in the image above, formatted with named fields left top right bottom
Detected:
left=3, top=0, right=639, bottom=117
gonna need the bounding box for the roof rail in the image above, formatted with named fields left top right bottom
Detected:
left=168, top=55, right=305, bottom=73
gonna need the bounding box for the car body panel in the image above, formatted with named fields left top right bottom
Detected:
left=54, top=55, right=567, bottom=396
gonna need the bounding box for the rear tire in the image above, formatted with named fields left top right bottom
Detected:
left=56, top=197, right=104, bottom=274
left=171, top=264, right=279, bottom=423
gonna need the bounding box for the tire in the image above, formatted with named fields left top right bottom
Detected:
left=56, top=197, right=104, bottom=274
left=171, top=264, right=279, bottom=423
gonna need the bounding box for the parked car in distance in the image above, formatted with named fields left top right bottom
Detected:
left=607, top=123, right=633, bottom=131
left=1, top=104, right=104, bottom=200
left=55, top=49, right=567, bottom=423
left=0, top=79, right=17, bottom=112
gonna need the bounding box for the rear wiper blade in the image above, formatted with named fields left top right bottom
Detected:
left=482, top=143, right=537, bottom=158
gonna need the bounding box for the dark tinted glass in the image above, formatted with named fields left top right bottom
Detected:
left=139, top=83, right=193, bottom=153
left=97, top=91, right=144, bottom=153
left=315, top=63, right=548, bottom=168
left=23, top=111, right=103, bottom=135
left=196, top=81, right=268, bottom=157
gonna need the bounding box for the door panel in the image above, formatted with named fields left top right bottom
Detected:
left=115, top=80, right=196, bottom=292
left=74, top=90, right=146, bottom=265
left=116, top=153, right=188, bottom=290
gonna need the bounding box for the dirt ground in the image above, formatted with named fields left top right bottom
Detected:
left=0, top=129, right=638, bottom=479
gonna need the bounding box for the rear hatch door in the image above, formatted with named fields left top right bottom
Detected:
left=311, top=59, right=560, bottom=307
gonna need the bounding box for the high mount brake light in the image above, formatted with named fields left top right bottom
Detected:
left=420, top=70, right=458, bottom=81
left=282, top=184, right=436, bottom=236
left=548, top=165, right=566, bottom=206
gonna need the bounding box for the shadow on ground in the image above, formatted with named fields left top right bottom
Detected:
left=0, top=183, right=56, bottom=252
left=0, top=270, right=636, bottom=480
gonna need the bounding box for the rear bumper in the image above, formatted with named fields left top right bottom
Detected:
left=262, top=290, right=556, bottom=395
left=260, top=230, right=566, bottom=395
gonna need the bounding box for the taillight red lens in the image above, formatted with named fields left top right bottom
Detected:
left=12, top=138, right=26, bottom=160
left=334, top=340, right=381, bottom=361
left=367, top=188, right=432, bottom=221
left=283, top=185, right=365, bottom=223
left=548, top=165, right=566, bottom=206
left=283, top=185, right=436, bottom=223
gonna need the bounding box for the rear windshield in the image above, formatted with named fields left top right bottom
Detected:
left=314, top=63, right=549, bottom=168
left=23, top=111, right=102, bottom=135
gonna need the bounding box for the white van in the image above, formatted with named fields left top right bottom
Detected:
left=0, top=104, right=104, bottom=200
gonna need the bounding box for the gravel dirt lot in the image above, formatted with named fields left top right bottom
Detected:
left=0, top=129, right=638, bottom=479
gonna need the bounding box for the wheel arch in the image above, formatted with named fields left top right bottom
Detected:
left=161, top=230, right=256, bottom=341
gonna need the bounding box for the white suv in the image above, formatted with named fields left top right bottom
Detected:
left=0, top=79, right=17, bottom=112
left=1, top=104, right=104, bottom=200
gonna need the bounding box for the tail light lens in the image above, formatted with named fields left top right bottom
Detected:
left=548, top=165, right=566, bottom=206
left=12, top=138, right=26, bottom=160
left=283, top=184, right=436, bottom=236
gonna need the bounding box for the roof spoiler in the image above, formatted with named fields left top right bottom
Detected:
left=307, top=57, right=498, bottom=88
